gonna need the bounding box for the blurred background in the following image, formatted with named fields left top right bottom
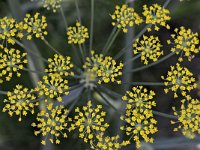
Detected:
left=0, top=0, right=200, bottom=149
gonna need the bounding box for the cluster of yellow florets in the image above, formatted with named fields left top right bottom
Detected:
left=171, top=99, right=200, bottom=139
left=83, top=51, right=123, bottom=84
left=121, top=86, right=157, bottom=149
left=31, top=0, right=62, bottom=12
left=35, top=74, right=69, bottom=102
left=143, top=4, right=171, bottom=31
left=122, top=86, right=156, bottom=112
left=120, top=109, right=158, bottom=149
left=0, top=17, right=24, bottom=48
left=167, top=26, right=200, bottom=62
left=23, top=13, right=48, bottom=40
left=32, top=104, right=70, bottom=145
left=69, top=101, right=109, bottom=143
left=67, top=21, right=89, bottom=45
left=45, top=54, right=74, bottom=76
left=2, top=85, right=38, bottom=122
left=133, top=35, right=163, bottom=64
left=0, top=48, right=27, bottom=83
left=161, top=63, right=197, bottom=99
left=111, top=4, right=143, bottom=33
left=91, top=133, right=129, bottom=150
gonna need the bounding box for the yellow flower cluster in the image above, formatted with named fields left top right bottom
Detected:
left=0, top=48, right=27, bottom=83
left=32, top=104, right=70, bottom=145
left=167, top=27, right=200, bottom=62
left=23, top=13, right=48, bottom=40
left=45, top=54, right=74, bottom=76
left=133, top=35, right=163, bottom=64
left=31, top=0, right=62, bottom=12
left=67, top=21, right=89, bottom=45
left=121, top=86, right=157, bottom=149
left=69, top=101, right=109, bottom=143
left=161, top=63, right=197, bottom=98
left=35, top=74, right=69, bottom=102
left=120, top=109, right=158, bottom=149
left=0, top=17, right=23, bottom=48
left=122, top=86, right=156, bottom=112
left=91, top=133, right=129, bottom=150
left=2, top=85, right=38, bottom=122
left=111, top=4, right=143, bottom=33
left=171, top=99, right=200, bottom=139
left=83, top=51, right=123, bottom=84
left=143, top=4, right=171, bottom=31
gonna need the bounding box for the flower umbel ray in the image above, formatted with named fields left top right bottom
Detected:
left=67, top=21, right=89, bottom=45
left=32, top=104, right=70, bottom=145
left=111, top=4, right=143, bottom=33
left=167, top=26, right=200, bottom=62
left=83, top=51, right=124, bottom=84
left=133, top=35, right=164, bottom=65
left=45, top=54, right=74, bottom=77
left=23, top=13, right=48, bottom=40
left=35, top=74, right=69, bottom=102
left=171, top=99, right=200, bottom=139
left=0, top=17, right=23, bottom=48
left=0, top=48, right=27, bottom=83
left=69, top=101, right=109, bottom=143
left=122, top=86, right=156, bottom=112
left=2, top=85, right=38, bottom=122
left=143, top=3, right=171, bottom=31
left=161, top=63, right=197, bottom=99
left=120, top=109, right=158, bottom=149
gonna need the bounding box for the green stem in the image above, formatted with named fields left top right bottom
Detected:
left=78, top=44, right=85, bottom=63
left=102, top=27, right=117, bottom=53
left=95, top=88, right=121, bottom=114
left=114, top=24, right=151, bottom=59
left=75, top=0, right=81, bottom=23
left=153, top=110, right=177, bottom=119
left=98, top=85, right=122, bottom=98
left=43, top=38, right=61, bottom=55
left=60, top=6, right=68, bottom=29
left=122, top=82, right=165, bottom=86
left=14, top=39, right=49, bottom=63
left=123, top=54, right=141, bottom=66
left=22, top=67, right=46, bottom=75
left=68, top=88, right=86, bottom=113
left=89, top=0, right=94, bottom=53
left=0, top=90, right=8, bottom=95
left=103, top=29, right=120, bottom=55
left=124, top=52, right=176, bottom=73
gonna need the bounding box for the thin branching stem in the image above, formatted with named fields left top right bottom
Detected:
left=102, top=27, right=118, bottom=53
left=114, top=24, right=151, bottom=59
left=75, top=0, right=87, bottom=56
left=14, top=39, right=49, bottom=63
left=122, top=82, right=165, bottom=86
left=123, top=54, right=141, bottom=66
left=0, top=90, right=8, bottom=95
left=95, top=88, right=121, bottom=114
left=153, top=110, right=177, bottom=119
left=60, top=6, right=68, bottom=29
left=89, top=0, right=94, bottom=54
left=78, top=44, right=85, bottom=63
left=22, top=67, right=46, bottom=75
left=98, top=85, right=123, bottom=98
left=124, top=52, right=176, bottom=73
left=43, top=38, right=62, bottom=55
left=103, top=29, right=121, bottom=55
left=68, top=88, right=86, bottom=114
